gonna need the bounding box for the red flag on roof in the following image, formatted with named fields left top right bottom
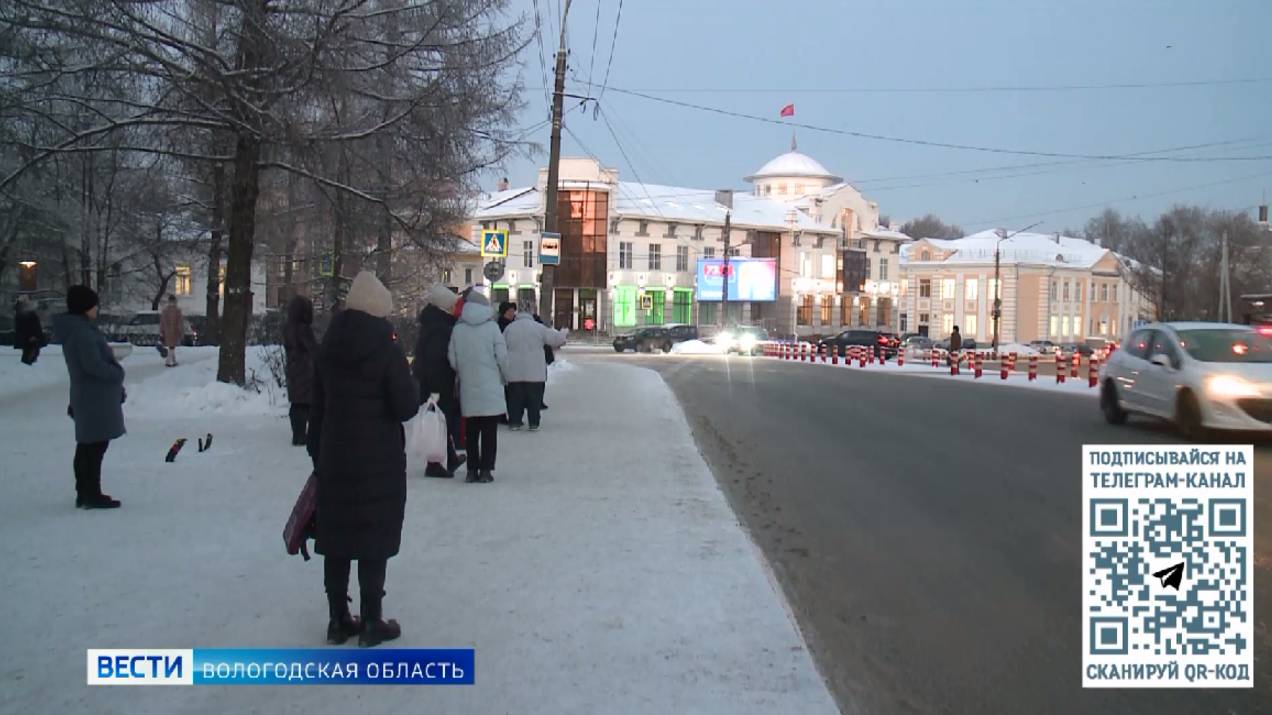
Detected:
left=779, top=104, right=795, bottom=117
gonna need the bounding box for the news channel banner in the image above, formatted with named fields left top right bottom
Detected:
left=1082, top=444, right=1253, bottom=689
left=88, top=649, right=474, bottom=685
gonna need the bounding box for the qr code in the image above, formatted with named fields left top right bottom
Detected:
left=1083, top=444, right=1253, bottom=688
left=1088, top=498, right=1249, bottom=657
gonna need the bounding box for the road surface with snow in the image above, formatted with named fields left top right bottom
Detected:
left=598, top=351, right=1272, bottom=715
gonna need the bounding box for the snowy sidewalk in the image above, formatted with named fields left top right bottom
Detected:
left=0, top=353, right=838, bottom=714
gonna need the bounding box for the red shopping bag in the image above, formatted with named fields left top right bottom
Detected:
left=284, top=472, right=317, bottom=561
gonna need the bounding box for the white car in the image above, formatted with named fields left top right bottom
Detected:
left=1099, top=322, right=1272, bottom=437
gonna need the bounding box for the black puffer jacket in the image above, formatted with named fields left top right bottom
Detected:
left=283, top=295, right=318, bottom=405
left=412, top=305, right=457, bottom=409
left=307, top=309, right=419, bottom=560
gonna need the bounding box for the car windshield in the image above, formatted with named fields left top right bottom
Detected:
left=1176, top=329, right=1272, bottom=363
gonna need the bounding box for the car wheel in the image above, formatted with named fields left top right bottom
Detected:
left=613, top=346, right=623, bottom=353
left=662, top=341, right=672, bottom=353
left=1100, top=379, right=1128, bottom=425
left=1175, top=390, right=1207, bottom=440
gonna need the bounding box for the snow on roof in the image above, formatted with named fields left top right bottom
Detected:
left=614, top=182, right=836, bottom=233
left=900, top=230, right=1110, bottom=268
left=862, top=228, right=912, bottom=242
left=474, top=186, right=540, bottom=219
left=745, top=151, right=843, bottom=183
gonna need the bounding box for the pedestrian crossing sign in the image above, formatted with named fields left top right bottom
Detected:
left=481, top=229, right=508, bottom=257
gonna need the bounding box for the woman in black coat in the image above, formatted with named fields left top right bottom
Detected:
left=283, top=295, right=318, bottom=446
left=412, top=285, right=464, bottom=477
left=15, top=299, right=46, bottom=365
left=306, top=271, right=419, bottom=647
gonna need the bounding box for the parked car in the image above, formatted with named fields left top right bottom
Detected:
left=902, top=334, right=935, bottom=351
left=935, top=337, right=978, bottom=351
left=717, top=325, right=770, bottom=355
left=1028, top=339, right=1058, bottom=354
left=186, top=315, right=219, bottom=346
left=663, top=324, right=700, bottom=345
left=817, top=329, right=900, bottom=358
left=1099, top=322, right=1272, bottom=438
left=1058, top=342, right=1094, bottom=356
left=613, top=327, right=672, bottom=353
left=117, top=311, right=199, bottom=347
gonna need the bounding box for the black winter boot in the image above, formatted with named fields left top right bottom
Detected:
left=358, top=592, right=401, bottom=648
left=326, top=594, right=362, bottom=645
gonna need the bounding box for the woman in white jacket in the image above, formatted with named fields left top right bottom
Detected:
left=447, top=291, right=508, bottom=483
left=502, top=298, right=568, bottom=431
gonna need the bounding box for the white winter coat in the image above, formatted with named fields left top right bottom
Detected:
left=503, top=313, right=567, bottom=383
left=448, top=301, right=508, bottom=417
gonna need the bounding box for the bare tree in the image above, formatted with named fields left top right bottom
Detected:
left=2, top=0, right=526, bottom=383
left=900, top=214, right=965, bottom=239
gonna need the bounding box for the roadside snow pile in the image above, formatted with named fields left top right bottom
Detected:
left=0, top=343, right=161, bottom=400
left=124, top=346, right=284, bottom=418
left=671, top=339, right=725, bottom=355
left=997, top=342, right=1041, bottom=356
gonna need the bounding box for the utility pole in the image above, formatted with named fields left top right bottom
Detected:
left=540, top=0, right=571, bottom=327
left=716, top=190, right=733, bottom=328
left=992, top=221, right=1042, bottom=355
left=1218, top=231, right=1231, bottom=322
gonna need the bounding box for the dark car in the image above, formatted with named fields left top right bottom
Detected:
left=1058, top=342, right=1094, bottom=356
left=119, top=311, right=199, bottom=347
left=186, top=315, right=219, bottom=346
left=936, top=337, right=979, bottom=352
left=613, top=327, right=672, bottom=353
left=664, top=324, right=699, bottom=344
left=817, top=329, right=900, bottom=358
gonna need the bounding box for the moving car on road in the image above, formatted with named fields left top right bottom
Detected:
left=613, top=327, right=672, bottom=353
left=717, top=325, right=770, bottom=355
left=1058, top=342, right=1094, bottom=356
left=817, top=329, right=900, bottom=359
left=1100, top=322, right=1272, bottom=438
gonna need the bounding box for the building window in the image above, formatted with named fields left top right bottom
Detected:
left=919, top=279, right=931, bottom=298
left=694, top=225, right=704, bottom=241
left=965, top=313, right=977, bottom=338
left=1076, top=282, right=1083, bottom=302
left=866, top=257, right=872, bottom=280
left=919, top=312, right=930, bottom=326
left=941, top=278, right=955, bottom=299
left=703, top=247, right=715, bottom=259
left=464, top=267, right=473, bottom=284
left=841, top=299, right=853, bottom=326
left=879, top=258, right=889, bottom=281
left=920, top=250, right=931, bottom=261
left=797, top=295, right=813, bottom=325
left=799, top=252, right=809, bottom=277
left=636, top=221, right=649, bottom=237
left=964, top=278, right=978, bottom=301
left=442, top=268, right=452, bottom=284
left=727, top=246, right=740, bottom=257
left=1062, top=315, right=1071, bottom=336
left=665, top=223, right=677, bottom=238
left=174, top=265, right=192, bottom=295
left=819, top=296, right=831, bottom=325
left=18, top=261, right=38, bottom=292
left=648, top=243, right=662, bottom=270
left=778, top=184, right=788, bottom=195
left=900, top=313, right=909, bottom=333
left=941, top=313, right=954, bottom=336
left=676, top=245, right=689, bottom=272
left=523, top=240, right=533, bottom=268
left=1051, top=281, right=1057, bottom=301
left=795, top=184, right=805, bottom=195
left=613, top=286, right=637, bottom=327
left=764, top=185, right=771, bottom=196
left=619, top=241, right=633, bottom=269
left=1049, top=315, right=1058, bottom=337
left=673, top=289, right=692, bottom=323
left=821, top=254, right=835, bottom=278
left=1100, top=283, right=1109, bottom=302
left=1062, top=280, right=1070, bottom=301
left=987, top=278, right=1000, bottom=301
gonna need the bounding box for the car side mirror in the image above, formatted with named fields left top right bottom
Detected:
left=1150, top=353, right=1172, bottom=369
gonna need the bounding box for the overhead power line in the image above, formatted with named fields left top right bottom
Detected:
left=596, top=0, right=623, bottom=102
left=578, top=77, right=1272, bottom=94
left=586, top=0, right=602, bottom=90
left=583, top=84, right=1272, bottom=163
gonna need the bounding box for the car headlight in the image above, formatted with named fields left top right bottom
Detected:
left=718, top=331, right=734, bottom=347
left=739, top=334, right=757, bottom=350
left=1206, top=374, right=1260, bottom=399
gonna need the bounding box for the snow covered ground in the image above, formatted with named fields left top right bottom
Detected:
left=0, top=349, right=836, bottom=714
left=670, top=339, right=725, bottom=355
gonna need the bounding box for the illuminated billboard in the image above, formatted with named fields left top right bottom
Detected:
left=696, top=257, right=777, bottom=302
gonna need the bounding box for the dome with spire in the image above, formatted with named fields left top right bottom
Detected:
left=745, top=135, right=842, bottom=199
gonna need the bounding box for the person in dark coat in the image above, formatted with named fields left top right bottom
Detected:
left=283, top=295, right=318, bottom=446
left=948, top=325, right=962, bottom=367
left=306, top=271, right=419, bottom=647
left=15, top=299, right=46, bottom=365
left=412, top=285, right=465, bottom=477
left=496, top=301, right=517, bottom=422
left=53, top=286, right=125, bottom=509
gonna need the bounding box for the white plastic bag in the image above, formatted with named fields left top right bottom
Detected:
left=408, top=395, right=448, bottom=465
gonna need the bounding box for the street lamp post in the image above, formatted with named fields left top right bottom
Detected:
left=992, top=222, right=1043, bottom=355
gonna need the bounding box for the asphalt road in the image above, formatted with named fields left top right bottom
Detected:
left=577, top=351, right=1271, bottom=715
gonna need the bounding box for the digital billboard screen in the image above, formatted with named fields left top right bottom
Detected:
left=696, top=257, right=777, bottom=302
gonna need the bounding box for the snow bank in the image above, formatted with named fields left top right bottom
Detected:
left=0, top=343, right=161, bottom=401
left=997, top=342, right=1041, bottom=356
left=671, top=339, right=725, bottom=355
left=124, top=346, right=285, bottom=418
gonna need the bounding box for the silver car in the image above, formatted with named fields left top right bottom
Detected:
left=1099, top=322, right=1272, bottom=437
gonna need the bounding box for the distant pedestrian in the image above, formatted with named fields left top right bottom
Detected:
left=283, top=295, right=317, bottom=446
left=14, top=299, right=46, bottom=365
left=503, top=298, right=567, bottom=431
left=948, top=325, right=962, bottom=367
left=54, top=285, right=125, bottom=510
left=159, top=294, right=184, bottom=367
left=496, top=301, right=517, bottom=332
left=412, top=285, right=466, bottom=477
left=447, top=291, right=508, bottom=483
left=307, top=271, right=419, bottom=647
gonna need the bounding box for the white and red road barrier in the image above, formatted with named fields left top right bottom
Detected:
left=1028, top=354, right=1038, bottom=381
left=1055, top=353, right=1066, bottom=384
left=1070, top=353, right=1080, bottom=379
left=1089, top=356, right=1100, bottom=388
left=974, top=352, right=984, bottom=379
left=1000, top=354, right=1010, bottom=380
left=930, top=349, right=938, bottom=368
left=1009, top=352, right=1018, bottom=372
left=897, top=348, right=904, bottom=367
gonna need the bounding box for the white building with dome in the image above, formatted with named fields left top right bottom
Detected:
left=460, top=143, right=903, bottom=337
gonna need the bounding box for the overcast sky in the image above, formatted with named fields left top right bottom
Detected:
left=494, top=0, right=1272, bottom=234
